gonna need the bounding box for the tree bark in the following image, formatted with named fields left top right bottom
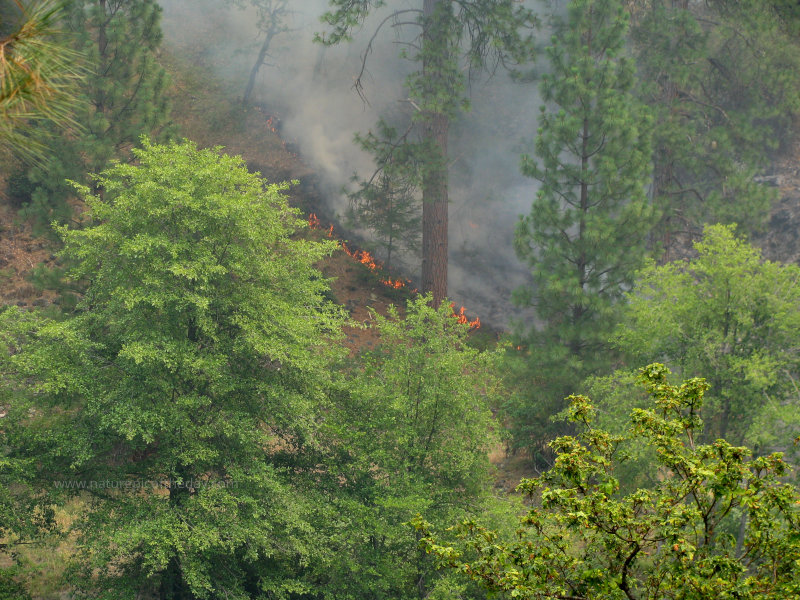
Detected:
left=421, top=0, right=449, bottom=306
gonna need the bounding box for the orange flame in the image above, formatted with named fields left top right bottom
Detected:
left=308, top=213, right=335, bottom=238
left=265, top=115, right=297, bottom=156
left=311, top=216, right=412, bottom=291
left=450, top=303, right=481, bottom=329
left=341, top=242, right=379, bottom=271
left=342, top=244, right=411, bottom=289
left=378, top=277, right=405, bottom=289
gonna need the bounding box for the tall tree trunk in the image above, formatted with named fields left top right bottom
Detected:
left=571, top=115, right=590, bottom=355
left=421, top=0, right=449, bottom=306
left=243, top=26, right=277, bottom=105
left=160, top=470, right=191, bottom=599
left=653, top=0, right=686, bottom=262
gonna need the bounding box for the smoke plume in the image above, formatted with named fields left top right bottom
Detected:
left=158, top=0, right=543, bottom=328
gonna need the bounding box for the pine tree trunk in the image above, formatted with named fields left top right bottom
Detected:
left=572, top=115, right=590, bottom=355
left=421, top=0, right=448, bottom=306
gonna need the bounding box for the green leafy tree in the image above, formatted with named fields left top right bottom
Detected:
left=0, top=140, right=345, bottom=598
left=416, top=364, right=800, bottom=600
left=629, top=0, right=800, bottom=259
left=316, top=295, right=504, bottom=599
left=613, top=224, right=800, bottom=451
left=0, top=0, right=84, bottom=163
left=510, top=0, right=654, bottom=457
left=20, top=0, right=171, bottom=229
left=319, top=0, right=537, bottom=305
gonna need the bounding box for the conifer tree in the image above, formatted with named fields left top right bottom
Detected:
left=20, top=0, right=171, bottom=229
left=225, top=0, right=292, bottom=104
left=510, top=0, right=654, bottom=454
left=347, top=120, right=422, bottom=270
left=319, top=0, right=537, bottom=305
left=0, top=0, right=84, bottom=163
left=629, top=0, right=800, bottom=259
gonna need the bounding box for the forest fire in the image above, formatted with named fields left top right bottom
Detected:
left=450, top=303, right=481, bottom=329
left=307, top=213, right=481, bottom=327
left=263, top=113, right=297, bottom=157
left=307, top=213, right=333, bottom=237
left=308, top=214, right=410, bottom=290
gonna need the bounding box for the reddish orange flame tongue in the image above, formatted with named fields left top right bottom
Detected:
left=450, top=303, right=481, bottom=329
left=308, top=214, right=411, bottom=290
left=307, top=213, right=481, bottom=329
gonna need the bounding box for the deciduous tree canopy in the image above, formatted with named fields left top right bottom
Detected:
left=0, top=139, right=345, bottom=598
left=416, top=364, right=800, bottom=600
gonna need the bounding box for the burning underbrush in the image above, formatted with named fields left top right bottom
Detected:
left=307, top=213, right=480, bottom=329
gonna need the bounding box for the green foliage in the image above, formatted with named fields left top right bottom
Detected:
left=510, top=0, right=655, bottom=457
left=0, top=567, right=31, bottom=600
left=0, top=0, right=84, bottom=164
left=768, top=0, right=800, bottom=34
left=630, top=0, right=800, bottom=256
left=20, top=0, right=172, bottom=230
left=347, top=120, right=423, bottom=270
left=0, top=140, right=346, bottom=598
left=5, top=167, right=36, bottom=209
left=614, top=224, right=800, bottom=451
left=0, top=308, right=58, bottom=566
left=341, top=295, right=500, bottom=495
left=315, top=295, right=505, bottom=599
left=27, top=262, right=80, bottom=312
left=416, top=364, right=800, bottom=600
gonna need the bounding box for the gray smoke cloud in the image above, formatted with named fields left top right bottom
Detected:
left=158, top=0, right=543, bottom=328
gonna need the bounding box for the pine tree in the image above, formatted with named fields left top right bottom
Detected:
left=0, top=0, right=84, bottom=163
left=225, top=0, right=292, bottom=104
left=347, top=120, right=422, bottom=270
left=319, top=0, right=537, bottom=305
left=629, top=0, right=800, bottom=260
left=20, top=0, right=171, bottom=229
left=510, top=0, right=654, bottom=455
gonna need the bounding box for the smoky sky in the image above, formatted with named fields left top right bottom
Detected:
left=158, top=0, right=545, bottom=328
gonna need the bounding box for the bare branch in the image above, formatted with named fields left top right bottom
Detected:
left=352, top=9, right=422, bottom=104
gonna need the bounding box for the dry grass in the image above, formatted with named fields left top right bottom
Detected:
left=0, top=202, right=58, bottom=310
left=1, top=499, right=84, bottom=600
